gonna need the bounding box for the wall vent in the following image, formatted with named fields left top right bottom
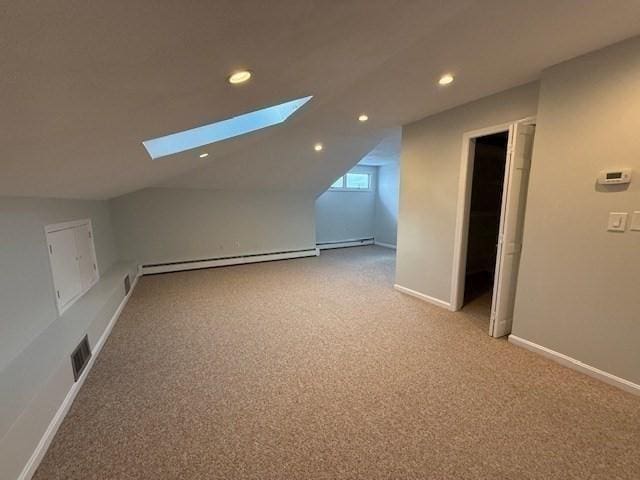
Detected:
left=124, top=274, right=131, bottom=295
left=71, top=335, right=92, bottom=382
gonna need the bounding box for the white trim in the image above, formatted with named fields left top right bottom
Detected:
left=328, top=187, right=373, bottom=192
left=394, top=284, right=453, bottom=311
left=450, top=117, right=535, bottom=312
left=44, top=218, right=92, bottom=234
left=508, top=335, right=640, bottom=396
left=374, top=241, right=397, bottom=250
left=317, top=239, right=374, bottom=250
left=18, top=272, right=139, bottom=480
left=142, top=248, right=319, bottom=275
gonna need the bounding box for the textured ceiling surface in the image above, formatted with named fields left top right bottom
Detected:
left=2, top=0, right=640, bottom=199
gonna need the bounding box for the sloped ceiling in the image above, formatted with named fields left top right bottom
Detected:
left=2, top=0, right=640, bottom=199
left=358, top=130, right=402, bottom=167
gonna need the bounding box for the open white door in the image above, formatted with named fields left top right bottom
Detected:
left=489, top=122, right=535, bottom=337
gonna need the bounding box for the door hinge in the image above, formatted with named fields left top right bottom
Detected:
left=56, top=290, right=60, bottom=299
left=49, top=244, right=53, bottom=254
left=93, top=263, right=96, bottom=271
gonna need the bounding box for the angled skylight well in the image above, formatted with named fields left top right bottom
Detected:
left=143, top=95, right=312, bottom=160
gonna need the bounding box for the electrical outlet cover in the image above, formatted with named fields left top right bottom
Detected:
left=630, top=211, right=640, bottom=231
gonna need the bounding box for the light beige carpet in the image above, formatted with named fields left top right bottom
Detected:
left=35, top=246, right=640, bottom=479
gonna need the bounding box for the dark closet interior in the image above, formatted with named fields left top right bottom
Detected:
left=463, top=131, right=508, bottom=306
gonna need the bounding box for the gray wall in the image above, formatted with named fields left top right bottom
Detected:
left=396, top=82, right=540, bottom=302
left=374, top=162, right=399, bottom=246
left=315, top=166, right=377, bottom=243
left=0, top=197, right=118, bottom=370
left=512, top=37, right=640, bottom=384
left=110, top=188, right=317, bottom=265
left=0, top=196, right=126, bottom=480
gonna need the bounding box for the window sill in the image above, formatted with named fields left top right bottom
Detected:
left=328, top=188, right=373, bottom=192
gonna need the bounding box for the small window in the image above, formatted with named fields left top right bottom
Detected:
left=345, top=173, right=370, bottom=189
left=329, top=172, right=372, bottom=191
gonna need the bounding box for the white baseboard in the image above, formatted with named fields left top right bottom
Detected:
left=18, top=273, right=140, bottom=480
left=317, top=239, right=374, bottom=250
left=394, top=284, right=453, bottom=311
left=374, top=241, right=396, bottom=250
left=508, top=335, right=640, bottom=396
left=142, top=248, right=319, bottom=275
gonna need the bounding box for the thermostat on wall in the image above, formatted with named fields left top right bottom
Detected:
left=598, top=169, right=632, bottom=185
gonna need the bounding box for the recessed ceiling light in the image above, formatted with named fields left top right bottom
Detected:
left=314, top=143, right=323, bottom=152
left=199, top=153, right=209, bottom=158
left=438, top=73, right=454, bottom=86
left=358, top=114, right=369, bottom=122
left=228, top=70, right=252, bottom=84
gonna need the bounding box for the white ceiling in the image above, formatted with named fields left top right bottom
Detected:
left=358, top=130, right=402, bottom=167
left=2, top=1, right=640, bottom=199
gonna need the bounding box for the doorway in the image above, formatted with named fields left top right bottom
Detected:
left=463, top=132, right=508, bottom=320
left=451, top=119, right=536, bottom=337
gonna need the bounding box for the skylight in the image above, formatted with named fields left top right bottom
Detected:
left=143, top=95, right=313, bottom=160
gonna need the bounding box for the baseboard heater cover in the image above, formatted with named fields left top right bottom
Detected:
left=142, top=248, right=319, bottom=275
left=317, top=238, right=374, bottom=250
left=374, top=241, right=397, bottom=250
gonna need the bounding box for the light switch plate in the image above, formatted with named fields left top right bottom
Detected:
left=631, top=211, right=640, bottom=231
left=607, top=212, right=628, bottom=232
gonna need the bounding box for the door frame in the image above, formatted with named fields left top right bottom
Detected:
left=450, top=117, right=535, bottom=313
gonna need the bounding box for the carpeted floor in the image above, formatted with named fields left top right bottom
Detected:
left=34, top=246, right=640, bottom=479
left=461, top=290, right=493, bottom=333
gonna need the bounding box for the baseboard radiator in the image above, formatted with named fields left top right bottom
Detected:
left=141, top=248, right=319, bottom=275
left=316, top=238, right=374, bottom=250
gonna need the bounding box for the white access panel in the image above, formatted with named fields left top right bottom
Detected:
left=47, top=228, right=82, bottom=310
left=46, top=219, right=100, bottom=314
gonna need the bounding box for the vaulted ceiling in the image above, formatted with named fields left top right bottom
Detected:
left=358, top=130, right=401, bottom=167
left=2, top=0, right=640, bottom=199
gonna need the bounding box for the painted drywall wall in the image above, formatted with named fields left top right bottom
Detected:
left=110, top=188, right=316, bottom=265
left=0, top=196, right=129, bottom=480
left=396, top=82, right=539, bottom=303
left=374, top=162, right=399, bottom=246
left=315, top=166, right=377, bottom=243
left=512, top=37, right=640, bottom=384
left=0, top=197, right=118, bottom=370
